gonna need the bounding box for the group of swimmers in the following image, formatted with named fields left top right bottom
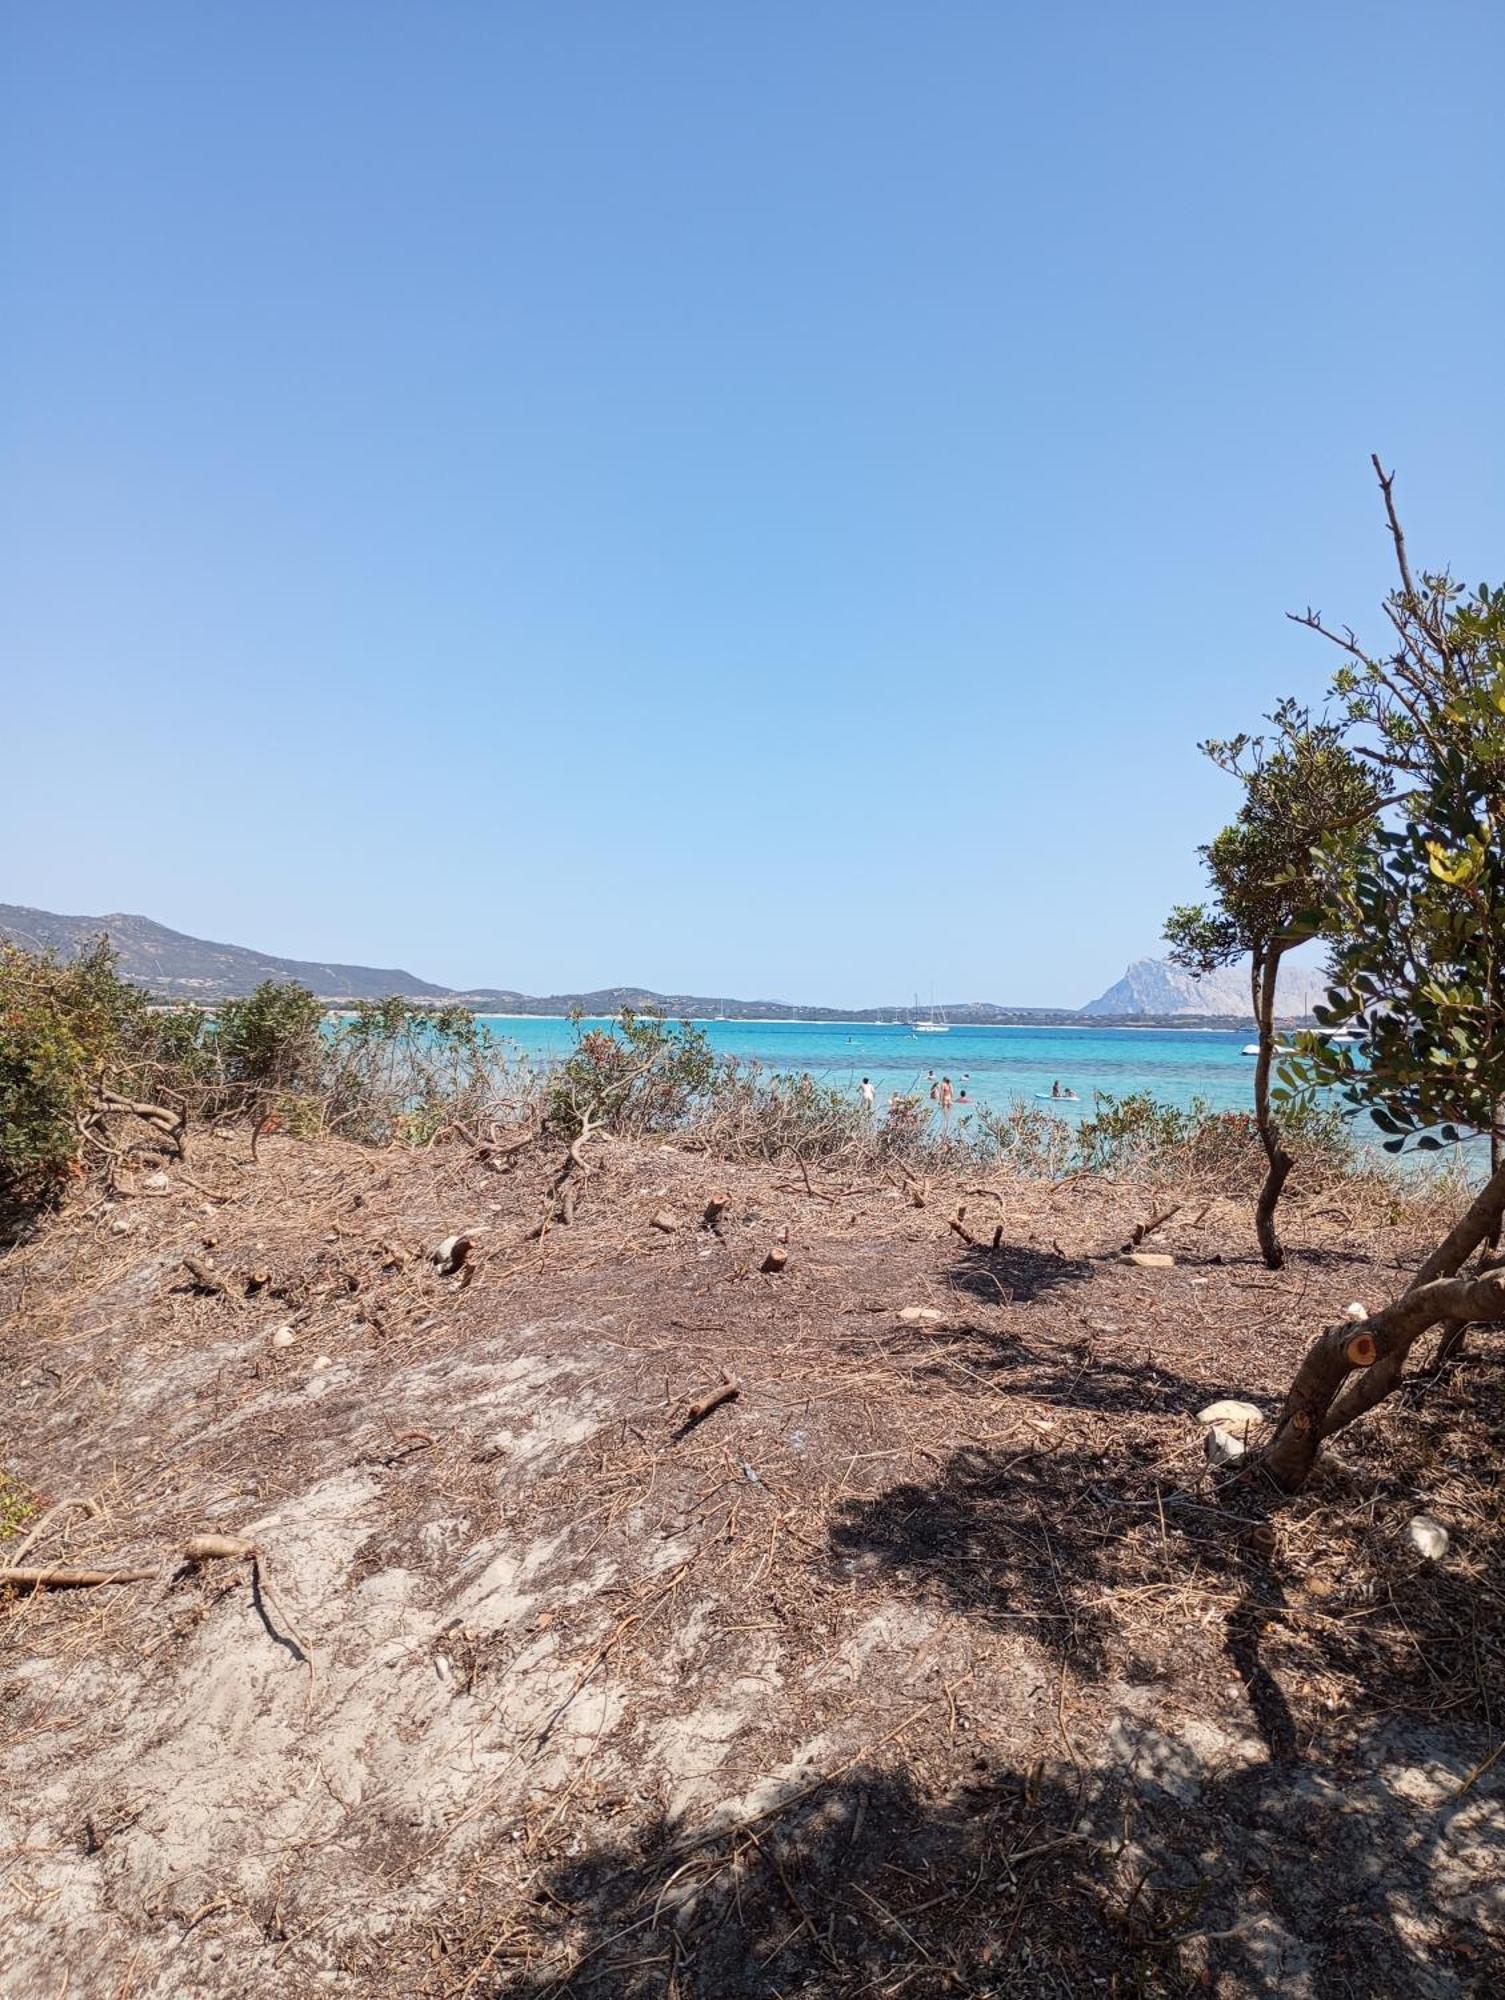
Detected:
left=856, top=1072, right=971, bottom=1119
left=858, top=1073, right=1077, bottom=1114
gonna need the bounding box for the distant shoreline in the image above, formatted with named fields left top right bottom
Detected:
left=459, top=1013, right=1307, bottom=1033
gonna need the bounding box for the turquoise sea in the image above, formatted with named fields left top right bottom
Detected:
left=451, top=1015, right=1481, bottom=1169
left=472, top=1017, right=1261, bottom=1122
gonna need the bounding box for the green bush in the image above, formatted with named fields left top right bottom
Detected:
left=213, top=981, right=325, bottom=1095
left=323, top=1000, right=521, bottom=1144
left=0, top=941, right=155, bottom=1201
left=546, top=1011, right=723, bottom=1138
left=1070, top=1089, right=1359, bottom=1188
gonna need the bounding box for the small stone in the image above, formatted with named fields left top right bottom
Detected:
left=897, top=1306, right=946, bottom=1324
left=269, top=1327, right=295, bottom=1350
left=1197, top=1399, right=1265, bottom=1432
left=143, top=1171, right=169, bottom=1191
left=1205, top=1426, right=1247, bottom=1467
left=1408, top=1514, right=1449, bottom=1560
left=310, top=1355, right=332, bottom=1374
left=650, top=1210, right=679, bottom=1233
left=1126, top=1251, right=1175, bottom=1269
left=1346, top=1301, right=1369, bottom=1321
left=109, top=1216, right=133, bottom=1236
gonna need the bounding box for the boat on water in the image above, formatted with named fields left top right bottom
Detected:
left=910, top=988, right=949, bottom=1034
left=1036, top=1091, right=1079, bottom=1102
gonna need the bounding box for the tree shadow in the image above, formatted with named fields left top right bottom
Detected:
left=461, top=1734, right=1499, bottom=1998
left=887, top=1311, right=1248, bottom=1421
left=942, top=1239, right=1092, bottom=1307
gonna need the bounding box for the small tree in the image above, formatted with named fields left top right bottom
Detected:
left=1258, top=465, right=1505, bottom=1487
left=1165, top=708, right=1377, bottom=1266
left=213, top=981, right=326, bottom=1151
left=0, top=941, right=189, bottom=1207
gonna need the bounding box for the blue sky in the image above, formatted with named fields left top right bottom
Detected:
left=3, top=2, right=1501, bottom=1006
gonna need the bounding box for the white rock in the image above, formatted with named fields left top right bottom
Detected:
left=1204, top=1426, right=1247, bottom=1467
left=1126, top=1251, right=1175, bottom=1269
left=1196, top=1399, right=1265, bottom=1432
left=143, top=1171, right=169, bottom=1191
left=433, top=1234, right=462, bottom=1266
left=1346, top=1301, right=1369, bottom=1321
left=1408, top=1514, right=1449, bottom=1560
left=310, top=1355, right=332, bottom=1374
left=269, top=1327, right=295, bottom=1350
left=108, top=1216, right=133, bottom=1236
left=897, top=1306, right=946, bottom=1324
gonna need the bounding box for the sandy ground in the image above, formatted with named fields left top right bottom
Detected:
left=2, top=1131, right=1502, bottom=1997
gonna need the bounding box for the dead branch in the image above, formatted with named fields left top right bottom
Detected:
left=181, top=1256, right=234, bottom=1300
left=1, top=1566, right=157, bottom=1589
left=673, top=1372, right=741, bottom=1440
left=1371, top=453, right=1418, bottom=604
left=92, top=1086, right=189, bottom=1160
left=538, top=1108, right=604, bottom=1230
left=7, top=1495, right=103, bottom=1566
left=186, top=1535, right=317, bottom=1701
left=1116, top=1204, right=1181, bottom=1255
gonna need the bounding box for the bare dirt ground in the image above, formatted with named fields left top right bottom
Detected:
left=2, top=1131, right=1503, bottom=1998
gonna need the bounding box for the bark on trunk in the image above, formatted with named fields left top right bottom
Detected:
left=1263, top=1174, right=1505, bottom=1490
left=1251, top=948, right=1292, bottom=1270
left=1314, top=1154, right=1505, bottom=1436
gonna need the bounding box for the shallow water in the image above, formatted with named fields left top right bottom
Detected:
left=473, top=1017, right=1259, bottom=1119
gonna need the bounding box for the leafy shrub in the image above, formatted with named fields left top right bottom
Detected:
left=323, top=1000, right=525, bottom=1145
left=213, top=981, right=325, bottom=1097
left=0, top=941, right=157, bottom=1202
left=1071, top=1090, right=1360, bottom=1189
left=546, top=1011, right=723, bottom=1138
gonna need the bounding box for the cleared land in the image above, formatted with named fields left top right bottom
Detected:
left=2, top=1133, right=1503, bottom=1997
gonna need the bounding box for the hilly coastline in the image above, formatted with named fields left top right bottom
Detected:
left=0, top=901, right=1316, bottom=1024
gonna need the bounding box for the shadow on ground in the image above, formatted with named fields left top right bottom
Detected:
left=942, top=1239, right=1091, bottom=1307
left=451, top=1737, right=1498, bottom=1998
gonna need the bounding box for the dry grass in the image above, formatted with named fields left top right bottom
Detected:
left=2, top=1122, right=1503, bottom=1997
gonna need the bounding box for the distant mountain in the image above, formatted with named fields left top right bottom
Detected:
left=0, top=904, right=446, bottom=1003
left=1081, top=956, right=1321, bottom=1020
left=1, top=903, right=1309, bottom=1025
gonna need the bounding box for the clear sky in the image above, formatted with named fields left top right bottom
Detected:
left=3, top=3, right=1502, bottom=1007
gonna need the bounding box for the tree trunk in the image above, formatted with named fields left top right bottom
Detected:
left=1263, top=1160, right=1505, bottom=1489
left=1251, top=948, right=1293, bottom=1270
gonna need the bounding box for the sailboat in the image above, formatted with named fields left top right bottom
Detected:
left=910, top=988, right=950, bottom=1035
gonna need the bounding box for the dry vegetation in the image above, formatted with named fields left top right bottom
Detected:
left=2, top=1107, right=1504, bottom=2000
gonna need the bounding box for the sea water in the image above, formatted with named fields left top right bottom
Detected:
left=472, top=1018, right=1258, bottom=1119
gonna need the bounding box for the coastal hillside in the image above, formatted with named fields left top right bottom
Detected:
left=0, top=904, right=447, bottom=1004
left=1082, top=955, right=1324, bottom=1020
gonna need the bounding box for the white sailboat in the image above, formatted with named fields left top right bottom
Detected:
left=910, top=988, right=950, bottom=1035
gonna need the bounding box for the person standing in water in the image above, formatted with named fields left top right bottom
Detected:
left=939, top=1076, right=954, bottom=1122
left=860, top=1077, right=875, bottom=1113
